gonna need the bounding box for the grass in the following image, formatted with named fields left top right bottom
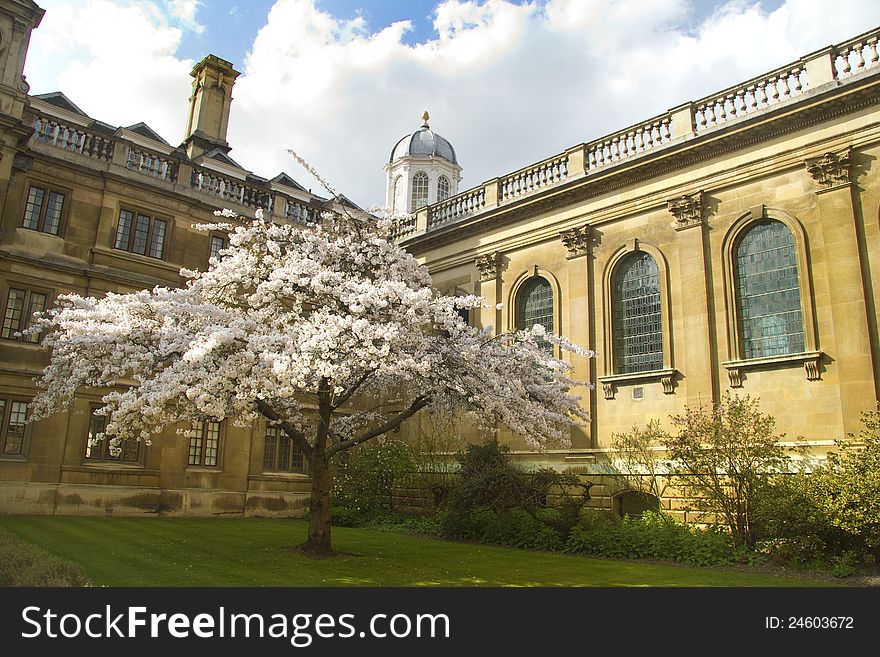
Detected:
left=0, top=516, right=839, bottom=587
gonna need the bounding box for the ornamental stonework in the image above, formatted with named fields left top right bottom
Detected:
left=667, top=191, right=703, bottom=230
left=559, top=224, right=593, bottom=259
left=475, top=252, right=504, bottom=281
left=804, top=150, right=852, bottom=189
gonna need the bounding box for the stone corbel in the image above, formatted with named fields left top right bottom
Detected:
left=723, top=351, right=823, bottom=387
left=804, top=355, right=821, bottom=381
left=667, top=191, right=704, bottom=231
left=661, top=373, right=675, bottom=394
left=727, top=367, right=743, bottom=388
left=804, top=150, right=852, bottom=191
left=602, top=382, right=615, bottom=400
left=475, top=251, right=505, bottom=281
left=559, top=224, right=593, bottom=259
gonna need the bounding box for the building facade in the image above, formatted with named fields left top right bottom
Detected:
left=0, top=0, right=322, bottom=516
left=394, top=29, right=880, bottom=514
left=1, top=0, right=879, bottom=517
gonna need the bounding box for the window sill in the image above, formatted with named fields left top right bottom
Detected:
left=722, top=351, right=823, bottom=387
left=64, top=464, right=156, bottom=475
left=598, top=368, right=676, bottom=399
left=186, top=466, right=224, bottom=473
left=249, top=472, right=310, bottom=482
left=0, top=454, right=27, bottom=462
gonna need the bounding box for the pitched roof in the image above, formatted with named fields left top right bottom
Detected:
left=32, top=92, right=89, bottom=117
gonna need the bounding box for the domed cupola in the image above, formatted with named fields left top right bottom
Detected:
left=384, top=111, right=463, bottom=215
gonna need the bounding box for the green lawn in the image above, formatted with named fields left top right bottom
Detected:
left=0, top=516, right=837, bottom=587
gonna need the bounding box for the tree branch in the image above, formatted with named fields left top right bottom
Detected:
left=331, top=369, right=375, bottom=409
left=327, top=395, right=430, bottom=457
left=255, top=399, right=314, bottom=463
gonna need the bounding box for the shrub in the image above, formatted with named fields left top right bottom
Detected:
left=0, top=528, right=90, bottom=587
left=564, top=510, right=747, bottom=566
left=330, top=439, right=417, bottom=514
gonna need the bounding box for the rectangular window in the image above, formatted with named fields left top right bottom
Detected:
left=22, top=185, right=65, bottom=235
left=113, top=209, right=169, bottom=259
left=188, top=420, right=221, bottom=467
left=209, top=234, right=227, bottom=262
left=1, top=287, right=49, bottom=342
left=0, top=399, right=29, bottom=455
left=84, top=407, right=141, bottom=463
left=263, top=426, right=304, bottom=472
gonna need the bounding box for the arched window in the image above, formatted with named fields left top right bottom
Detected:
left=437, top=175, right=450, bottom=201
left=411, top=172, right=429, bottom=210
left=515, top=277, right=553, bottom=350
left=734, top=219, right=804, bottom=359
left=391, top=176, right=401, bottom=213
left=613, top=252, right=662, bottom=373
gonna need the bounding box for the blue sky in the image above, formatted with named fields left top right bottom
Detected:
left=24, top=1, right=876, bottom=206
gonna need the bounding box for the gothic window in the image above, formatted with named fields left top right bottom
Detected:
left=438, top=175, right=451, bottom=201
left=612, top=252, right=662, bottom=374
left=411, top=172, right=429, bottom=210
left=515, top=277, right=553, bottom=350
left=734, top=219, right=805, bottom=359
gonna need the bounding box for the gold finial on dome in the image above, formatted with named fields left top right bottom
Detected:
left=421, top=110, right=430, bottom=128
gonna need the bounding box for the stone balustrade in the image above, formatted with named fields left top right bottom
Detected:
left=390, top=214, right=418, bottom=240
left=284, top=199, right=315, bottom=225
left=693, top=64, right=808, bottom=132
left=32, top=115, right=114, bottom=161
left=428, top=186, right=486, bottom=228
left=125, top=146, right=178, bottom=182
left=396, top=27, right=880, bottom=242
left=500, top=154, right=568, bottom=202
left=833, top=30, right=880, bottom=79
left=191, top=167, right=271, bottom=210
left=586, top=115, right=673, bottom=169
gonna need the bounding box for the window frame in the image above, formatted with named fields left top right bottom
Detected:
left=263, top=425, right=306, bottom=474
left=721, top=208, right=818, bottom=363
left=113, top=207, right=170, bottom=260
left=187, top=419, right=224, bottom=469
left=0, top=397, right=31, bottom=457
left=0, top=285, right=51, bottom=343
left=411, top=171, right=429, bottom=211
left=209, top=233, right=228, bottom=263
left=437, top=175, right=451, bottom=202
left=610, top=250, right=664, bottom=375
left=21, top=182, right=68, bottom=236
left=82, top=405, right=143, bottom=466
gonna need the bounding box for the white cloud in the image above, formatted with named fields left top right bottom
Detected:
left=23, top=0, right=880, bottom=206
left=166, top=0, right=205, bottom=33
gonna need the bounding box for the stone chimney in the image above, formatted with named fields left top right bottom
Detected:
left=182, top=54, right=240, bottom=159
left=0, top=0, right=45, bottom=123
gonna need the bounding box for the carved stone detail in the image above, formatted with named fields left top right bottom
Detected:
left=804, top=150, right=852, bottom=189
left=602, top=382, right=615, bottom=400
left=661, top=373, right=675, bottom=394
left=559, top=224, right=593, bottom=259
left=13, top=20, right=27, bottom=35
left=667, top=191, right=704, bottom=230
left=804, top=356, right=821, bottom=381
left=727, top=367, right=743, bottom=388
left=475, top=252, right=504, bottom=281
left=12, top=154, right=31, bottom=172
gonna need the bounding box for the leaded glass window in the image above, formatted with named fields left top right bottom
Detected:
left=411, top=172, right=429, bottom=210
left=515, top=277, right=553, bottom=351
left=188, top=420, right=221, bottom=467
left=263, top=426, right=304, bottom=472
left=22, top=185, right=64, bottom=235
left=613, top=252, right=663, bottom=374
left=83, top=407, right=140, bottom=463
left=735, top=220, right=804, bottom=359
left=438, top=175, right=451, bottom=201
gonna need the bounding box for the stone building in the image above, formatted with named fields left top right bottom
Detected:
left=393, top=30, right=880, bottom=515
left=1, top=0, right=879, bottom=517
left=0, top=0, right=324, bottom=515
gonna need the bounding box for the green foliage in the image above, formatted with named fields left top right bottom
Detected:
left=609, top=419, right=671, bottom=500
left=0, top=527, right=90, bottom=587
left=564, top=510, right=749, bottom=567
left=664, top=393, right=790, bottom=548
left=753, top=407, right=880, bottom=568
left=330, top=439, right=417, bottom=513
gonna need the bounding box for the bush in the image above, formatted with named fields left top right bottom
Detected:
left=564, top=510, right=748, bottom=566
left=331, top=440, right=417, bottom=514
left=0, top=528, right=90, bottom=587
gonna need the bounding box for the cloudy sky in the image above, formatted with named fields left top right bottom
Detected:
left=23, top=0, right=880, bottom=207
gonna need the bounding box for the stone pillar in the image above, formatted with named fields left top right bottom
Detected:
left=667, top=191, right=715, bottom=405
left=803, top=46, right=838, bottom=89
left=475, top=252, right=504, bottom=335
left=560, top=224, right=596, bottom=448
left=805, top=150, right=878, bottom=432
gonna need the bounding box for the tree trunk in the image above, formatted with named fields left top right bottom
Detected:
left=302, top=454, right=334, bottom=556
